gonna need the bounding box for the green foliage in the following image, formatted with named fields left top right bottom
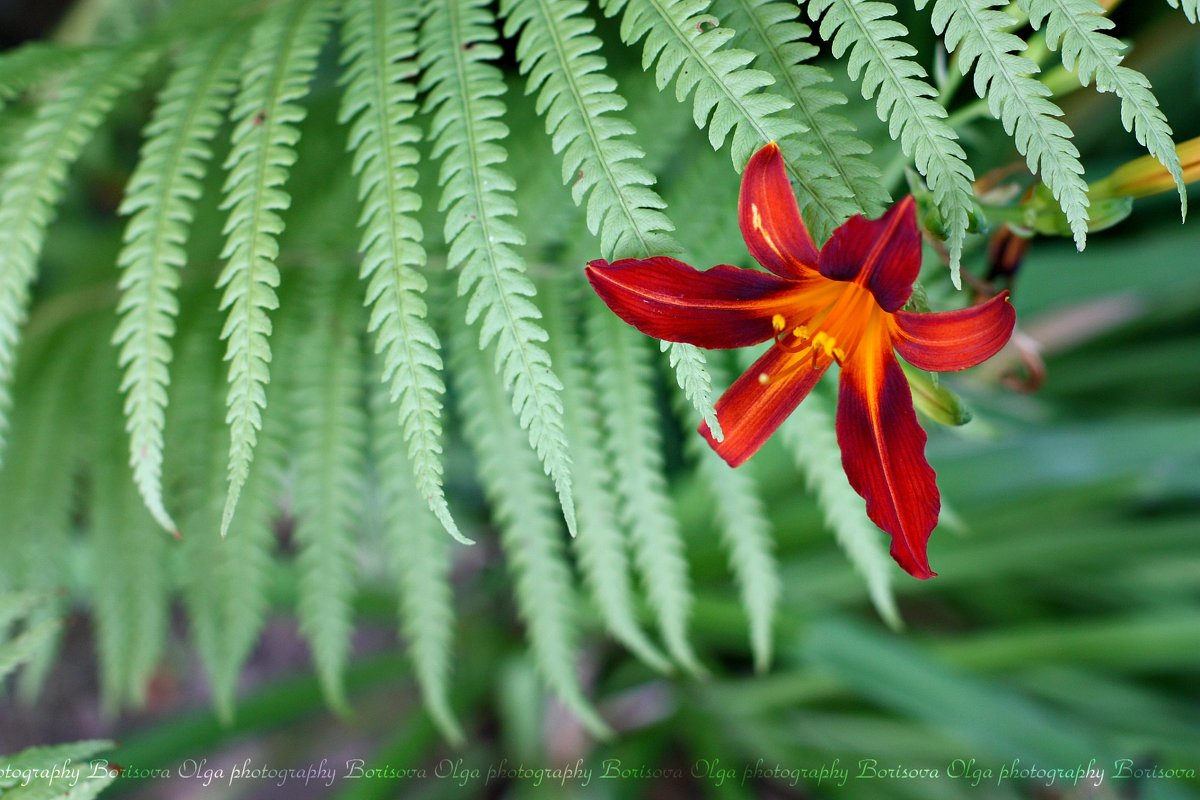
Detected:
left=419, top=0, right=577, bottom=537
left=1019, top=0, right=1187, bottom=214
left=588, top=305, right=702, bottom=674
left=115, top=30, right=242, bottom=534
left=371, top=375, right=464, bottom=744
left=0, top=740, right=117, bottom=800
left=0, top=45, right=157, bottom=455
left=919, top=0, right=1091, bottom=249
left=808, top=0, right=975, bottom=277
left=215, top=0, right=333, bottom=535
left=338, top=0, right=465, bottom=544
left=452, top=316, right=609, bottom=738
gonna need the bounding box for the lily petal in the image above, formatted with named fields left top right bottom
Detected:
left=819, top=196, right=920, bottom=312
left=701, top=344, right=830, bottom=467
left=837, top=344, right=940, bottom=579
left=739, top=142, right=821, bottom=279
left=893, top=292, right=1015, bottom=372
left=586, top=257, right=796, bottom=349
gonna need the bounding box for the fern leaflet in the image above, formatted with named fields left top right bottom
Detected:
left=216, top=0, right=333, bottom=535
left=420, top=0, right=577, bottom=536
left=452, top=321, right=609, bottom=737
left=543, top=281, right=671, bottom=672
left=588, top=305, right=702, bottom=673
left=114, top=31, right=242, bottom=535
left=808, top=0, right=975, bottom=279
left=0, top=45, right=157, bottom=457
left=780, top=390, right=901, bottom=627
left=717, top=0, right=887, bottom=223
left=339, top=0, right=466, bottom=544
left=1164, top=0, right=1199, bottom=22
left=920, top=0, right=1091, bottom=247
left=291, top=279, right=368, bottom=711
left=370, top=377, right=464, bottom=743
left=0, top=42, right=93, bottom=111
left=1020, top=0, right=1186, bottom=215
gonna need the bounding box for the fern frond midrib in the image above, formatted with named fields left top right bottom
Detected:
left=642, top=0, right=840, bottom=221
left=729, top=0, right=865, bottom=213
left=531, top=0, right=656, bottom=258
left=446, top=0, right=559, bottom=433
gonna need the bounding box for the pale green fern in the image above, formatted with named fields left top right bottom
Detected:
left=338, top=0, right=467, bottom=544
left=543, top=280, right=672, bottom=674
left=1019, top=0, right=1186, bottom=215
left=588, top=305, right=703, bottom=674
left=419, top=0, right=577, bottom=536
left=290, top=278, right=368, bottom=712
left=452, top=319, right=609, bottom=737
left=919, top=0, right=1091, bottom=247
left=0, top=45, right=157, bottom=456
left=371, top=376, right=464, bottom=745
left=114, top=30, right=243, bottom=535
left=215, top=0, right=333, bottom=535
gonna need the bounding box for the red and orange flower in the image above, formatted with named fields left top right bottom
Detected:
left=586, top=143, right=1015, bottom=579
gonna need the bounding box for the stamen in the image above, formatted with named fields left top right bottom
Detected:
left=771, top=314, right=786, bottom=332
left=758, top=372, right=771, bottom=385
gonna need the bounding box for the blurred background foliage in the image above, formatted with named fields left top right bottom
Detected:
left=0, top=0, right=1198, bottom=798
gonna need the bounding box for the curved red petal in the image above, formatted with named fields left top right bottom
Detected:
left=739, top=143, right=821, bottom=279
left=837, top=346, right=940, bottom=579
left=819, top=196, right=920, bottom=312
left=586, top=257, right=796, bottom=349
left=700, top=344, right=830, bottom=467
left=893, top=291, right=1016, bottom=372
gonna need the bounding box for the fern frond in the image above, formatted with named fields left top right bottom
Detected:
left=0, top=336, right=86, bottom=700
left=780, top=390, right=901, bottom=627
left=1020, top=0, right=1186, bottom=216
left=291, top=279, right=367, bottom=711
left=338, top=0, right=466, bottom=545
left=504, top=0, right=678, bottom=259
left=169, top=310, right=273, bottom=721
left=603, top=0, right=864, bottom=238
left=420, top=0, right=577, bottom=536
left=215, top=0, right=333, bottom=536
left=88, top=347, right=169, bottom=713
left=588, top=305, right=702, bottom=673
left=370, top=377, right=463, bottom=744
left=920, top=0, right=1091, bottom=247
left=716, top=0, right=887, bottom=220
left=0, top=45, right=157, bottom=456
left=1164, top=0, right=1199, bottom=23
left=503, top=0, right=721, bottom=433
left=0, top=740, right=116, bottom=800
left=681, top=361, right=779, bottom=671
left=808, top=0, right=975, bottom=277
left=452, top=321, right=609, bottom=737
left=114, top=31, right=242, bottom=535
left=0, top=42, right=93, bottom=111
left=543, top=281, right=671, bottom=673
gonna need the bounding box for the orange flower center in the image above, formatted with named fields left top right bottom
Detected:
left=759, top=280, right=889, bottom=384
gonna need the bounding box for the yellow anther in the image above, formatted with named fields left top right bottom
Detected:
left=757, top=372, right=771, bottom=385
left=771, top=314, right=786, bottom=332
left=792, top=325, right=809, bottom=339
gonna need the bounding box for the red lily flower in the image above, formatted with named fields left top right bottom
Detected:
left=586, top=143, right=1015, bottom=579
